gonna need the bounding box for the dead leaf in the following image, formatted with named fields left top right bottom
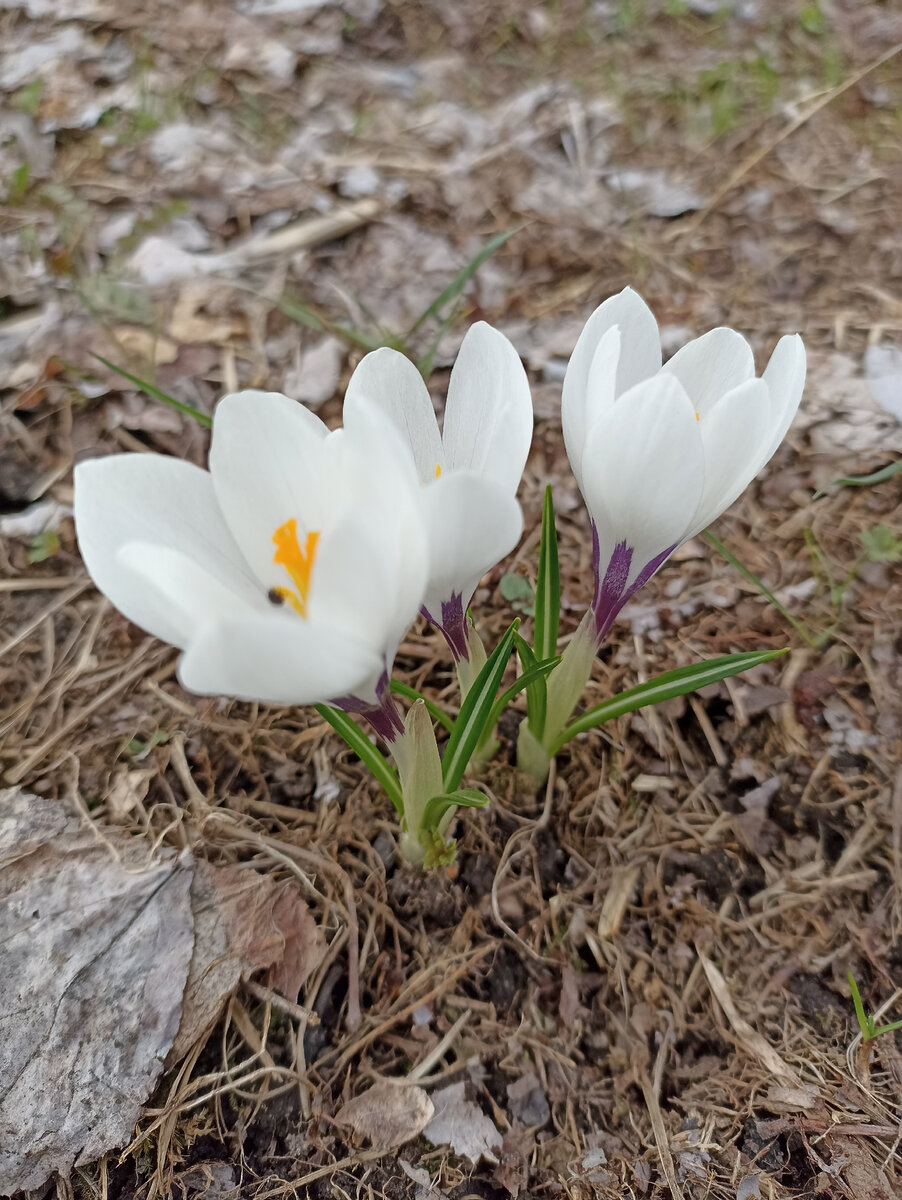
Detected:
left=335, top=1081, right=434, bottom=1150
left=764, top=1083, right=820, bottom=1112
left=506, top=1072, right=549, bottom=1128
left=167, top=281, right=246, bottom=344
left=0, top=790, right=324, bottom=1193
left=106, top=766, right=156, bottom=820
left=270, top=887, right=324, bottom=1001
left=0, top=499, right=72, bottom=539
left=835, top=1135, right=895, bottom=1200
left=423, top=1081, right=502, bottom=1164
left=0, top=791, right=195, bottom=1194
left=282, top=335, right=344, bottom=407
left=167, top=860, right=325, bottom=1063
left=112, top=326, right=179, bottom=364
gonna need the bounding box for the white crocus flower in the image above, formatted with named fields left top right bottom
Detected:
left=343, top=323, right=532, bottom=665
left=74, top=391, right=428, bottom=741
left=523, top=286, right=806, bottom=767
left=563, top=286, right=806, bottom=644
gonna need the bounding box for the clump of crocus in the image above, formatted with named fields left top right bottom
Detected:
left=74, top=291, right=802, bottom=864
left=517, top=287, right=806, bottom=774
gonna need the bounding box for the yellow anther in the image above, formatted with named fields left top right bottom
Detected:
left=434, top=462, right=442, bottom=479
left=695, top=411, right=700, bottom=422
left=271, top=518, right=320, bottom=619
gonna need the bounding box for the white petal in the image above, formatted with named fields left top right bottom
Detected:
left=760, top=333, right=806, bottom=463
left=686, top=378, right=772, bottom=537
left=74, top=454, right=257, bottom=649
left=208, top=390, right=330, bottom=589
left=581, top=374, right=704, bottom=584
left=563, top=287, right=661, bottom=423
left=117, top=542, right=264, bottom=641
left=344, top=348, right=442, bottom=485
left=419, top=471, right=523, bottom=614
left=178, top=616, right=383, bottom=706
left=660, top=327, right=755, bottom=418
left=441, top=322, right=533, bottom=494
left=563, top=325, right=620, bottom=496
left=336, top=391, right=422, bottom=497
left=328, top=399, right=429, bottom=654
left=311, top=498, right=427, bottom=663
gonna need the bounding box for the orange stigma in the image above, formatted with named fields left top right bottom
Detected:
left=271, top=518, right=320, bottom=618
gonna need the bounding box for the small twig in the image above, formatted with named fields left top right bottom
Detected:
left=636, top=1032, right=685, bottom=1200
left=244, top=979, right=320, bottom=1027
left=408, top=1011, right=470, bottom=1082
left=688, top=695, right=727, bottom=767
left=220, top=198, right=383, bottom=266
left=698, top=950, right=798, bottom=1084
left=0, top=575, right=86, bottom=592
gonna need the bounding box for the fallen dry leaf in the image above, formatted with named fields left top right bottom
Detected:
left=423, top=1081, right=502, bottom=1164
left=167, top=859, right=325, bottom=1063
left=335, top=1081, right=434, bottom=1150
left=0, top=790, right=324, bottom=1193
left=0, top=791, right=194, bottom=1194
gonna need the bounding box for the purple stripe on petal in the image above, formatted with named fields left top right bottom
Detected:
left=590, top=527, right=677, bottom=644
left=422, top=593, right=470, bottom=662
left=332, top=670, right=405, bottom=743
left=591, top=534, right=633, bottom=641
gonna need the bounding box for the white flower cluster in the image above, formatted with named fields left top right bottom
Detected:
left=75, top=287, right=805, bottom=831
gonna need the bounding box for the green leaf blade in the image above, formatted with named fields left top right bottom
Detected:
left=514, top=632, right=546, bottom=736
left=814, top=460, right=902, bottom=498
left=389, top=680, right=454, bottom=732
left=441, top=622, right=518, bottom=792
left=421, top=787, right=489, bottom=834
left=534, top=485, right=561, bottom=669
left=552, top=648, right=788, bottom=754
left=703, top=530, right=819, bottom=648
left=90, top=353, right=212, bottom=428
left=487, top=655, right=560, bottom=733
left=313, top=704, right=403, bottom=814
left=406, top=227, right=519, bottom=338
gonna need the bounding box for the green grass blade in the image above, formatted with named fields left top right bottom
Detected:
left=552, top=648, right=788, bottom=754
left=405, top=227, right=519, bottom=338
left=227, top=281, right=385, bottom=352
left=487, top=656, right=560, bottom=733
left=847, top=972, right=873, bottom=1040
left=534, top=485, right=561, bottom=664
left=274, top=294, right=384, bottom=350
left=389, top=680, right=454, bottom=732
left=421, top=787, right=489, bottom=834
left=441, top=621, right=518, bottom=792
left=814, top=461, right=902, bottom=499
left=871, top=1018, right=902, bottom=1038
left=416, top=307, right=462, bottom=379
left=703, top=530, right=820, bottom=649
left=514, top=632, right=546, bottom=735
left=90, top=353, right=212, bottom=428
left=313, top=704, right=403, bottom=814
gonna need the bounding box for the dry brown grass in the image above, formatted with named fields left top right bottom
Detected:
left=2, top=1, right=902, bottom=1197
